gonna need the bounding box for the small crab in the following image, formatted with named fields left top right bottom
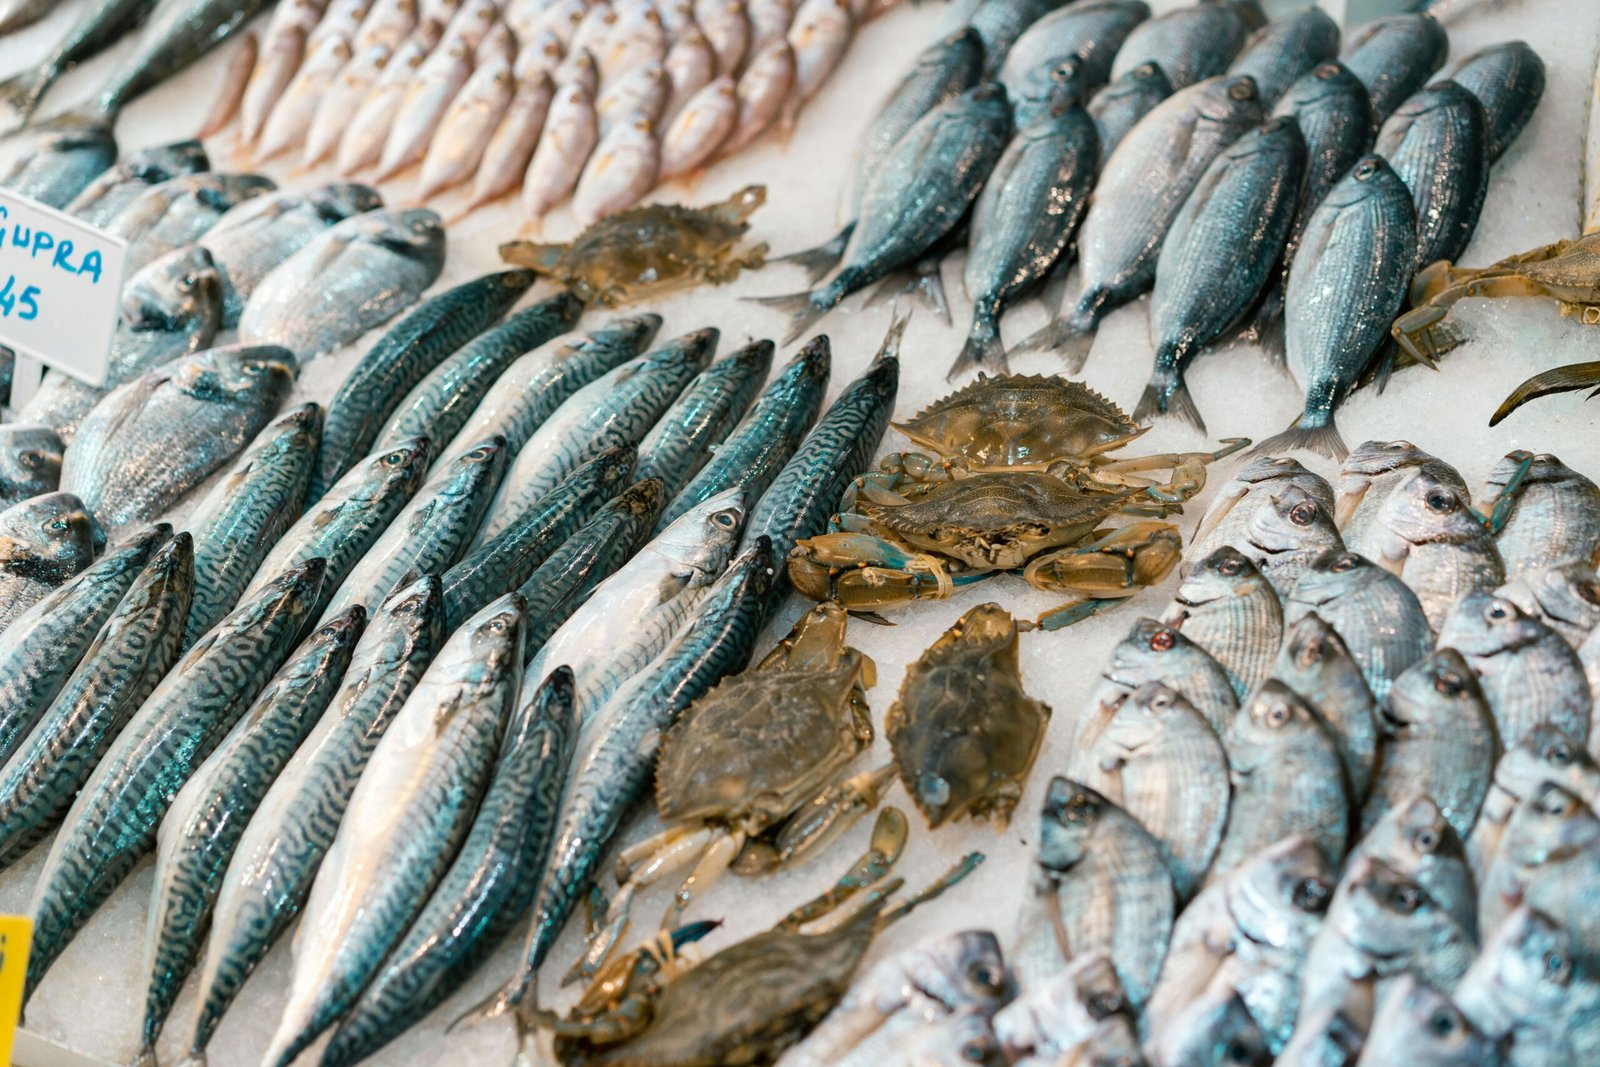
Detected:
left=789, top=374, right=1245, bottom=628
left=543, top=809, right=984, bottom=1067
left=500, top=185, right=769, bottom=306
left=566, top=603, right=893, bottom=982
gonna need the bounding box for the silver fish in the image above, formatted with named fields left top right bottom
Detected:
left=1444, top=40, right=1545, bottom=163
left=1354, top=793, right=1478, bottom=939
left=1471, top=726, right=1600, bottom=884
left=1361, top=975, right=1501, bottom=1067
left=1285, top=549, right=1431, bottom=703
left=1272, top=611, right=1379, bottom=803
left=336, top=31, right=435, bottom=175
left=1163, top=545, right=1283, bottom=700
left=1478, top=782, right=1600, bottom=963
left=416, top=54, right=518, bottom=200
left=1485, top=451, right=1600, bottom=584
left=1228, top=6, right=1339, bottom=108
left=572, top=109, right=661, bottom=225
left=1109, top=1, right=1248, bottom=89
left=1336, top=439, right=1470, bottom=557
left=1362, top=649, right=1495, bottom=840
left=1211, top=679, right=1349, bottom=883
left=994, top=954, right=1131, bottom=1066
left=1369, top=465, right=1505, bottom=632
left=375, top=35, right=475, bottom=180
left=467, top=70, right=557, bottom=210
left=664, top=26, right=717, bottom=120
left=105, top=172, right=275, bottom=275
left=1089, top=616, right=1237, bottom=737
left=660, top=75, right=739, bottom=180
left=0, top=119, right=117, bottom=210
left=1376, top=81, right=1490, bottom=271
left=239, top=0, right=329, bottom=144
left=64, top=139, right=210, bottom=229
left=1012, top=776, right=1173, bottom=1008
left=522, top=80, right=598, bottom=218
left=720, top=38, right=795, bottom=156
left=787, top=0, right=853, bottom=117
left=0, top=425, right=62, bottom=509
left=255, top=31, right=355, bottom=163
left=1456, top=905, right=1600, bottom=1065
left=1439, top=592, right=1592, bottom=754
left=1339, top=11, right=1447, bottom=125
left=1275, top=980, right=1370, bottom=1066
left=1002, top=1, right=1150, bottom=105
left=1189, top=455, right=1339, bottom=584
left=697, top=0, right=749, bottom=74
left=239, top=208, right=446, bottom=361
left=60, top=344, right=296, bottom=536
left=1087, top=59, right=1171, bottom=168
left=1146, top=980, right=1271, bottom=1067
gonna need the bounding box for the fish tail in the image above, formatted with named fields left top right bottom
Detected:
left=131, top=1047, right=157, bottom=1067
left=1246, top=413, right=1348, bottom=462
left=42, top=98, right=117, bottom=132
left=1133, top=372, right=1207, bottom=435
left=1015, top=299, right=1098, bottom=370
left=774, top=223, right=854, bottom=284
left=1491, top=361, right=1600, bottom=425
left=0, top=66, right=48, bottom=127
left=909, top=264, right=951, bottom=327
left=451, top=982, right=520, bottom=1031
left=747, top=288, right=832, bottom=347
left=949, top=308, right=1007, bottom=380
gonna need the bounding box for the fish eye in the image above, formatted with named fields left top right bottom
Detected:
left=1052, top=63, right=1074, bottom=82
left=1149, top=689, right=1174, bottom=710
left=1428, top=1009, right=1458, bottom=1037
left=1292, top=878, right=1331, bottom=914
left=1135, top=63, right=1158, bottom=79
left=1433, top=670, right=1465, bottom=697
left=1289, top=501, right=1317, bottom=527
left=1217, top=557, right=1244, bottom=577
left=1224, top=1039, right=1256, bottom=1064
left=1354, top=159, right=1379, bottom=180
left=1330, top=553, right=1357, bottom=572
left=1486, top=601, right=1511, bottom=622
left=1547, top=741, right=1574, bottom=765
left=1065, top=793, right=1096, bottom=822
left=1265, top=701, right=1291, bottom=727
left=1413, top=826, right=1440, bottom=852
left=49, top=517, right=67, bottom=532
left=1425, top=488, right=1456, bottom=512
left=1227, top=78, right=1256, bottom=101
left=17, top=451, right=42, bottom=470
left=1295, top=638, right=1322, bottom=666
left=1545, top=950, right=1573, bottom=985
left=967, top=961, right=1004, bottom=992
left=1086, top=991, right=1123, bottom=1019
left=178, top=272, right=197, bottom=290
left=711, top=511, right=738, bottom=530
left=467, top=445, right=494, bottom=461
left=1579, top=581, right=1600, bottom=605
left=1149, top=629, right=1176, bottom=652
left=1393, top=885, right=1425, bottom=913
left=383, top=450, right=409, bottom=466
left=1314, top=63, right=1339, bottom=79
left=961, top=1040, right=993, bottom=1063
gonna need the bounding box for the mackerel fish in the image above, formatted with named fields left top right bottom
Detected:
left=634, top=340, right=773, bottom=501
left=0, top=491, right=103, bottom=635
left=0, top=424, right=62, bottom=508
left=186, top=576, right=444, bottom=1061
left=65, top=139, right=210, bottom=228
left=104, top=172, right=277, bottom=277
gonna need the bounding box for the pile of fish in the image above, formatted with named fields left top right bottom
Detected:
left=217, top=0, right=908, bottom=220
left=758, top=1, right=1543, bottom=461
left=799, top=441, right=1600, bottom=1065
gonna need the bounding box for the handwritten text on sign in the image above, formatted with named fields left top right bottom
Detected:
left=0, top=188, right=127, bottom=391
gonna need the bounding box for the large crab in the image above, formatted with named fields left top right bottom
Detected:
left=788, top=374, right=1248, bottom=628
left=540, top=810, right=984, bottom=1067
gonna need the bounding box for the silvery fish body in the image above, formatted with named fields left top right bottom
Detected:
left=442, top=446, right=635, bottom=631
left=1201, top=479, right=1344, bottom=599
left=1284, top=549, right=1431, bottom=703
left=61, top=343, right=296, bottom=535
left=183, top=404, right=321, bottom=646
left=1265, top=154, right=1414, bottom=461
left=0, top=525, right=165, bottom=771
left=1477, top=782, right=1600, bottom=964
left=202, top=182, right=384, bottom=327
left=1109, top=1, right=1247, bottom=89
left=319, top=438, right=507, bottom=622
left=657, top=338, right=830, bottom=534
left=1339, top=12, right=1447, bottom=125
left=480, top=329, right=718, bottom=543
left=0, top=424, right=62, bottom=507
left=477, top=541, right=772, bottom=1023
left=239, top=438, right=430, bottom=609
left=1354, top=794, right=1477, bottom=939
left=0, top=492, right=103, bottom=634
left=137, top=608, right=362, bottom=1059
left=1162, top=545, right=1282, bottom=700
left=263, top=594, right=523, bottom=1067
left=24, top=559, right=324, bottom=997
left=88, top=0, right=273, bottom=116
left=1210, top=680, right=1349, bottom=883
left=1486, top=451, right=1600, bottom=584
left=992, top=955, right=1131, bottom=1067
left=0, top=535, right=191, bottom=869
left=1011, top=776, right=1173, bottom=1008
left=1190, top=455, right=1337, bottom=567
left=1471, top=726, right=1600, bottom=883
left=314, top=269, right=538, bottom=498
left=1375, top=81, right=1490, bottom=270
left=432, top=314, right=662, bottom=471
left=634, top=341, right=773, bottom=502
left=1087, top=60, right=1171, bottom=167
left=1498, top=562, right=1600, bottom=649
left=1228, top=6, right=1339, bottom=107
left=958, top=102, right=1098, bottom=376
left=1002, top=1, right=1149, bottom=103
left=1030, top=75, right=1261, bottom=366
left=524, top=486, right=744, bottom=716
left=188, top=577, right=444, bottom=1059
left=373, top=291, right=585, bottom=460
left=1140, top=114, right=1304, bottom=429
left=18, top=245, right=224, bottom=443
left=66, top=139, right=210, bottom=229
left=1438, top=592, right=1592, bottom=755
left=106, top=172, right=277, bottom=277
left=1369, top=465, right=1505, bottom=632
left=1456, top=904, right=1600, bottom=1065
left=0, top=119, right=117, bottom=209
left=968, top=0, right=1067, bottom=79
left=1147, top=985, right=1270, bottom=1067
left=1362, top=649, right=1495, bottom=840
left=1337, top=439, right=1468, bottom=559
left=1361, top=976, right=1499, bottom=1067
left=1088, top=617, right=1236, bottom=737
left=1445, top=40, right=1545, bottom=163
left=238, top=208, right=446, bottom=361
left=320, top=667, right=577, bottom=1067
left=1271, top=611, right=1378, bottom=803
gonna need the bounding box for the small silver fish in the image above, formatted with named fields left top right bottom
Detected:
left=1354, top=793, right=1478, bottom=940
left=468, top=71, right=557, bottom=210
left=660, top=75, right=738, bottom=180
left=572, top=110, right=659, bottom=224
left=722, top=38, right=795, bottom=155
left=1190, top=455, right=1339, bottom=578
left=696, top=0, right=748, bottom=74
left=1456, top=904, right=1600, bottom=1063
left=336, top=27, right=439, bottom=175
left=353, top=0, right=418, bottom=52
left=0, top=493, right=103, bottom=635
left=240, top=0, right=328, bottom=145
left=523, top=80, right=598, bottom=218
left=786, top=0, right=853, bottom=121
left=1284, top=549, right=1432, bottom=703
left=664, top=26, right=717, bottom=118
left=993, top=955, right=1132, bottom=1066
left=1336, top=438, right=1471, bottom=554
left=416, top=55, right=517, bottom=199
left=1088, top=616, right=1237, bottom=737
left=1272, top=612, right=1379, bottom=803
left=303, top=41, right=393, bottom=168
left=375, top=35, right=475, bottom=179
left=1162, top=545, right=1283, bottom=700
left=255, top=32, right=355, bottom=162
left=1498, top=562, right=1600, bottom=649
left=601, top=0, right=667, bottom=79
left=1471, top=727, right=1600, bottom=884
left=1478, top=782, right=1600, bottom=961
left=1486, top=451, right=1600, bottom=584
left=1361, top=975, right=1500, bottom=1067
left=1369, top=465, right=1505, bottom=633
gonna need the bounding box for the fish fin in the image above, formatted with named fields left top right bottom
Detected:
left=948, top=315, right=1007, bottom=380
left=451, top=984, right=518, bottom=1032
left=774, top=222, right=854, bottom=285
left=0, top=66, right=47, bottom=127
left=1491, top=361, right=1600, bottom=425
left=745, top=289, right=828, bottom=347
left=1245, top=415, right=1347, bottom=462
left=910, top=265, right=951, bottom=326
left=1014, top=315, right=1093, bottom=370
left=1133, top=379, right=1206, bottom=435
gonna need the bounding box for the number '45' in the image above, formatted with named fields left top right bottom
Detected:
left=0, top=276, right=39, bottom=320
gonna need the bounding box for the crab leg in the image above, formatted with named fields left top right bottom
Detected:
left=1478, top=449, right=1535, bottom=534
left=664, top=830, right=747, bottom=926
left=780, top=808, right=908, bottom=930
left=875, top=852, right=986, bottom=928
left=1393, top=274, right=1550, bottom=366
left=770, top=765, right=899, bottom=868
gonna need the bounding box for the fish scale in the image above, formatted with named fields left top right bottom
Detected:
left=635, top=340, right=774, bottom=501
left=1109, top=1, right=1248, bottom=90
left=1284, top=550, right=1431, bottom=704
left=1338, top=12, right=1447, bottom=126
left=106, top=172, right=278, bottom=278
left=1088, top=61, right=1173, bottom=166
left=1376, top=81, right=1490, bottom=272
left=315, top=269, right=538, bottom=499
left=24, top=558, right=324, bottom=999
left=0, top=535, right=193, bottom=870
left=186, top=576, right=444, bottom=1061
left=137, top=607, right=363, bottom=1064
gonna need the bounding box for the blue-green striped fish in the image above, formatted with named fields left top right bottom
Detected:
left=263, top=594, right=524, bottom=1067
left=0, top=534, right=193, bottom=870
left=25, top=557, right=325, bottom=998
left=313, top=270, right=537, bottom=499
left=239, top=437, right=430, bottom=611
left=478, top=329, right=719, bottom=544
left=465, top=540, right=774, bottom=1035
left=137, top=606, right=364, bottom=1063
left=322, top=666, right=577, bottom=1067
left=655, top=337, right=830, bottom=535
left=635, top=340, right=774, bottom=501
left=373, top=291, right=585, bottom=458
left=184, top=576, right=445, bottom=1061
left=441, top=445, right=636, bottom=632
left=319, top=437, right=507, bottom=623
left=183, top=403, right=321, bottom=647
left=0, top=524, right=167, bottom=768
left=0, top=491, right=104, bottom=635
left=431, top=314, right=663, bottom=472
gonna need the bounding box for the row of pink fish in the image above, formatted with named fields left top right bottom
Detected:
left=212, top=0, right=902, bottom=224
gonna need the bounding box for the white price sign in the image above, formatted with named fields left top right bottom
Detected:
left=0, top=187, right=126, bottom=407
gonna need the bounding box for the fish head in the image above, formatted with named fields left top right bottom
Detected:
left=120, top=245, right=224, bottom=338
left=1341, top=438, right=1434, bottom=482
left=1252, top=483, right=1340, bottom=555
left=1339, top=854, right=1455, bottom=950
left=1466, top=905, right=1590, bottom=1021
left=1437, top=591, right=1547, bottom=658
left=1175, top=545, right=1269, bottom=609
left=307, top=181, right=385, bottom=223
left=898, top=930, right=1014, bottom=1016
left=463, top=592, right=527, bottom=676
left=1158, top=987, right=1270, bottom=1067
left=1496, top=727, right=1597, bottom=810
left=902, top=1009, right=1005, bottom=1067
left=650, top=327, right=721, bottom=374
left=996, top=954, right=1125, bottom=1059
left=1361, top=794, right=1468, bottom=883
left=258, top=556, right=329, bottom=616
left=1504, top=781, right=1600, bottom=869
left=1381, top=466, right=1483, bottom=547
left=1384, top=648, right=1487, bottom=732
left=1197, top=73, right=1263, bottom=130
left=1275, top=611, right=1366, bottom=695
left=0, top=489, right=99, bottom=558
left=1289, top=548, right=1384, bottom=610
left=211, top=343, right=298, bottom=402
left=1036, top=777, right=1106, bottom=874
left=1110, top=682, right=1196, bottom=751
left=373, top=573, right=447, bottom=657
left=1228, top=834, right=1334, bottom=949
left=1363, top=976, right=1496, bottom=1066
left=363, top=437, right=433, bottom=499
left=653, top=485, right=745, bottom=579
left=212, top=173, right=279, bottom=209
left=0, top=423, right=64, bottom=498
left=601, top=312, right=666, bottom=354
left=1322, top=154, right=1412, bottom=215
left=1232, top=678, right=1320, bottom=752
left=1276, top=60, right=1366, bottom=114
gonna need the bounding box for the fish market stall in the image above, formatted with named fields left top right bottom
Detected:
left=0, top=0, right=1598, bottom=1064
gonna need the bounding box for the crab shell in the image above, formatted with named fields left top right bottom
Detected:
left=886, top=603, right=1051, bottom=829
left=893, top=374, right=1143, bottom=470
left=860, top=473, right=1136, bottom=571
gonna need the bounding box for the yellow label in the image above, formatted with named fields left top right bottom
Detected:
left=0, top=916, right=31, bottom=1067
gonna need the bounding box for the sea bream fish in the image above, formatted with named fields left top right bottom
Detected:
left=0, top=119, right=118, bottom=210
left=1375, top=81, right=1490, bottom=272
left=0, top=425, right=63, bottom=509
left=1108, top=0, right=1249, bottom=90
left=1086, top=60, right=1172, bottom=167
left=103, top=172, right=278, bottom=277
left=64, top=139, right=210, bottom=229
left=1444, top=40, right=1546, bottom=163
left=1227, top=6, right=1339, bottom=108
left=1338, top=11, right=1447, bottom=126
